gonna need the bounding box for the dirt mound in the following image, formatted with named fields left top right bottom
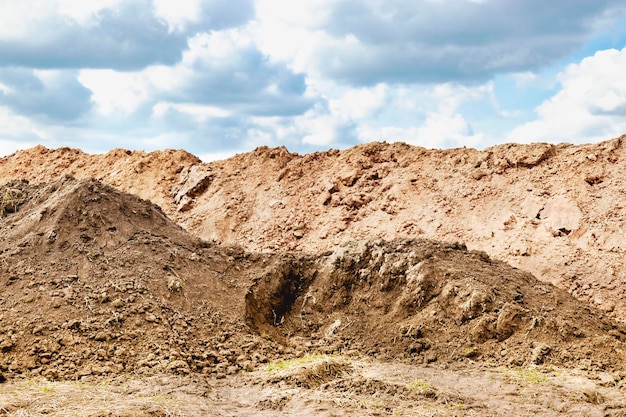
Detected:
left=2, top=137, right=626, bottom=324
left=246, top=239, right=626, bottom=371
left=191, top=138, right=626, bottom=323
left=0, top=177, right=279, bottom=380
left=1, top=177, right=625, bottom=382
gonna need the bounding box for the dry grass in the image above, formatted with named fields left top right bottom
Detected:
left=0, top=375, right=213, bottom=416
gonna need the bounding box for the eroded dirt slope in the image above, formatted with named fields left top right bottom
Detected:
left=246, top=239, right=626, bottom=371
left=1, top=136, right=626, bottom=322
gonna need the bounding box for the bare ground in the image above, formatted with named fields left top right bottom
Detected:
left=2, top=357, right=625, bottom=416
left=2, top=138, right=626, bottom=415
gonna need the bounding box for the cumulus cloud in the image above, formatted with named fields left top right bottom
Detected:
left=256, top=0, right=626, bottom=85
left=1, top=0, right=626, bottom=158
left=508, top=47, right=626, bottom=143
left=0, top=1, right=186, bottom=70
left=0, top=69, right=92, bottom=121
left=171, top=30, right=313, bottom=116
left=76, top=27, right=315, bottom=125
left=0, top=106, right=47, bottom=140
left=0, top=0, right=254, bottom=71
left=353, top=83, right=490, bottom=148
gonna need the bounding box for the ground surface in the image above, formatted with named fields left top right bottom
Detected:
left=2, top=358, right=626, bottom=416
left=1, top=138, right=626, bottom=415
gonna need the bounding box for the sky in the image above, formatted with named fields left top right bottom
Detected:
left=1, top=0, right=626, bottom=161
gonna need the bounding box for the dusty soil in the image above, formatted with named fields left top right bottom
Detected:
left=2, top=358, right=626, bottom=416
left=1, top=137, right=625, bottom=324
left=1, top=136, right=626, bottom=415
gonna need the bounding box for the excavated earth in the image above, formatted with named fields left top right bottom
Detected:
left=1, top=137, right=626, bottom=416
left=1, top=136, right=625, bottom=324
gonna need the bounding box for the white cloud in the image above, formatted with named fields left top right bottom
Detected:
left=253, top=0, right=339, bottom=75
left=153, top=0, right=201, bottom=32
left=0, top=106, right=47, bottom=145
left=328, top=84, right=387, bottom=121
left=0, top=0, right=124, bottom=39
left=255, top=0, right=333, bottom=28
left=508, top=47, right=626, bottom=143
left=1, top=0, right=625, bottom=159
left=56, top=0, right=125, bottom=24
left=183, top=29, right=253, bottom=65
left=198, top=149, right=239, bottom=162
left=254, top=0, right=626, bottom=86
left=298, top=108, right=341, bottom=146
left=0, top=81, right=13, bottom=95
left=356, top=112, right=483, bottom=149
left=352, top=82, right=490, bottom=147
left=152, top=102, right=231, bottom=122
left=79, top=70, right=150, bottom=115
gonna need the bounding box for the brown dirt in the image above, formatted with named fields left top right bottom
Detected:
left=245, top=239, right=626, bottom=371
left=0, top=177, right=280, bottom=380
left=1, top=137, right=626, bottom=415
left=1, top=137, right=625, bottom=323
left=2, top=359, right=626, bottom=416
left=0, top=176, right=625, bottom=378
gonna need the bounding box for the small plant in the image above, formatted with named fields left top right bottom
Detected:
left=407, top=379, right=432, bottom=393
left=266, top=354, right=333, bottom=372
left=359, top=399, right=384, bottom=410
left=462, top=347, right=477, bottom=358
left=0, top=187, right=24, bottom=215
left=502, top=367, right=548, bottom=384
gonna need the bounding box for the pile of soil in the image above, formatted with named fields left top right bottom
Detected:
left=246, top=239, right=626, bottom=371
left=0, top=177, right=278, bottom=379
left=1, top=177, right=625, bottom=381
left=1, top=136, right=626, bottom=324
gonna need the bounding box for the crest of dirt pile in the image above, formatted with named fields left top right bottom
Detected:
left=246, top=239, right=626, bottom=372
left=0, top=177, right=280, bottom=380
left=0, top=145, right=200, bottom=214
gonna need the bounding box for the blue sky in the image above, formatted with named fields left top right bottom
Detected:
left=1, top=0, right=626, bottom=161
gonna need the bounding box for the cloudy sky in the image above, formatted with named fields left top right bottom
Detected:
left=1, top=0, right=626, bottom=161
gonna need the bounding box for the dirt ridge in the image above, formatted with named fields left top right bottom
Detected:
left=1, top=136, right=626, bottom=325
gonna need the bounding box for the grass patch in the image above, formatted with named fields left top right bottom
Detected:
left=502, top=367, right=548, bottom=385
left=266, top=354, right=333, bottom=372
left=407, top=379, right=432, bottom=393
